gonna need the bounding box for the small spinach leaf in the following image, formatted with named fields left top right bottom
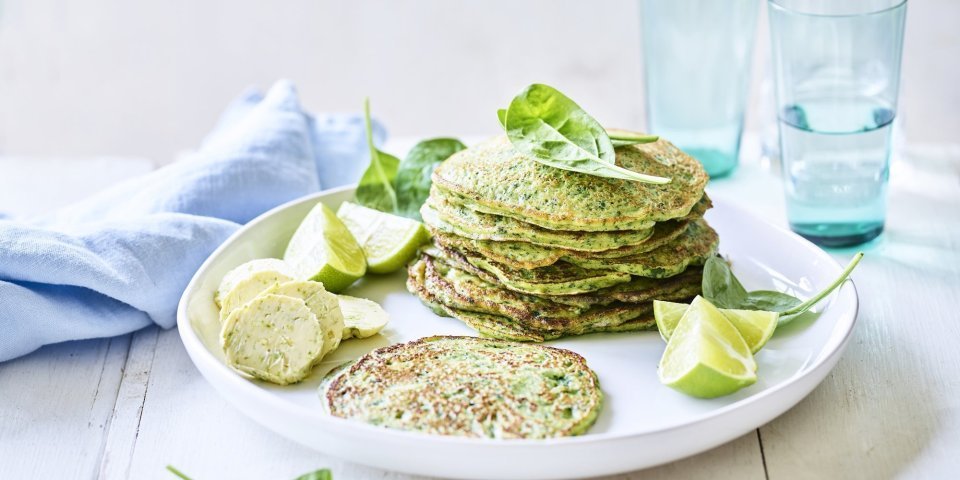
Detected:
left=609, top=131, right=659, bottom=147
left=356, top=98, right=400, bottom=213
left=504, top=84, right=670, bottom=184
left=166, top=466, right=193, bottom=480
left=700, top=253, right=863, bottom=327
left=702, top=256, right=749, bottom=309
left=294, top=469, right=333, bottom=480
left=499, top=106, right=658, bottom=149
left=394, top=138, right=466, bottom=220
left=740, top=290, right=803, bottom=313
left=777, top=252, right=864, bottom=325
left=505, top=83, right=616, bottom=163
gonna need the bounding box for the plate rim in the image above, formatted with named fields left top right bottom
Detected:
left=177, top=185, right=859, bottom=449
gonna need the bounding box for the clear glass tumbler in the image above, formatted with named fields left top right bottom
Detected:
left=769, top=0, right=907, bottom=247
left=641, top=0, right=760, bottom=178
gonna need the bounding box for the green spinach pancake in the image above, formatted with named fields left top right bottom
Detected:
left=422, top=192, right=655, bottom=251
left=425, top=220, right=717, bottom=296
left=408, top=130, right=715, bottom=342
left=431, top=195, right=711, bottom=269
left=407, top=256, right=700, bottom=341
left=431, top=135, right=708, bottom=231
left=323, top=336, right=603, bottom=438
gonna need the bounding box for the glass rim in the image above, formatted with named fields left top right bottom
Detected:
left=768, top=0, right=907, bottom=18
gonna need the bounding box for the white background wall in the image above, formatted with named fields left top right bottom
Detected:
left=0, top=0, right=956, bottom=164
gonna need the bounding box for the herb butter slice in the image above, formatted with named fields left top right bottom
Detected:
left=263, top=280, right=344, bottom=358
left=218, top=270, right=296, bottom=323
left=337, top=295, right=389, bottom=339
left=215, top=258, right=297, bottom=308
left=220, top=294, right=326, bottom=385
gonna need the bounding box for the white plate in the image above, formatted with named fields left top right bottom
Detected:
left=178, top=186, right=858, bottom=480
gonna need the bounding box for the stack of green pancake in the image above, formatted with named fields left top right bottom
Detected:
left=407, top=135, right=718, bottom=342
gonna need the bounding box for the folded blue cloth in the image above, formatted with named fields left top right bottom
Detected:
left=0, top=80, right=384, bottom=362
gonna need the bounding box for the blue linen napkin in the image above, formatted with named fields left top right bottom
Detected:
left=0, top=80, right=383, bottom=362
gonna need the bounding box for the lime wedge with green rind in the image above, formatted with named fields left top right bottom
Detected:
left=653, top=300, right=690, bottom=342
left=336, top=201, right=430, bottom=274
left=654, top=300, right=780, bottom=354
left=658, top=296, right=757, bottom=399
left=719, top=309, right=779, bottom=354
left=283, top=202, right=367, bottom=293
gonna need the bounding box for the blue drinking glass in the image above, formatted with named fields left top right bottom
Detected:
left=769, top=0, right=907, bottom=247
left=641, top=0, right=760, bottom=178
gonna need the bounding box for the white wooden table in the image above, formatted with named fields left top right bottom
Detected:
left=1, top=144, right=959, bottom=480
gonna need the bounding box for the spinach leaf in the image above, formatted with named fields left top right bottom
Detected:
left=776, top=252, right=864, bottom=325
left=701, top=256, right=748, bottom=309
left=354, top=99, right=465, bottom=219
left=167, top=464, right=332, bottom=480
left=701, top=253, right=864, bottom=327
left=355, top=98, right=400, bottom=213
left=609, top=131, right=659, bottom=147
left=504, top=84, right=670, bottom=184
left=506, top=83, right=615, bottom=163
left=498, top=92, right=658, bottom=150
left=394, top=138, right=466, bottom=220
left=740, top=290, right=803, bottom=313
left=294, top=469, right=333, bottom=480
left=166, top=466, right=193, bottom=480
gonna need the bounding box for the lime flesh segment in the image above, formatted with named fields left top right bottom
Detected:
left=284, top=202, right=367, bottom=293
left=655, top=301, right=780, bottom=354
left=337, top=201, right=430, bottom=274
left=719, top=309, right=779, bottom=354
left=658, top=296, right=757, bottom=399
left=653, top=300, right=690, bottom=342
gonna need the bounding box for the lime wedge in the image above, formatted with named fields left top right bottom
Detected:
left=653, top=300, right=689, bottom=342
left=720, top=309, right=779, bottom=354
left=336, top=201, right=430, bottom=274
left=655, top=301, right=779, bottom=354
left=283, top=202, right=367, bottom=293
left=658, top=296, right=757, bottom=398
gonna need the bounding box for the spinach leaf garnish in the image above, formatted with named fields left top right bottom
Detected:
left=609, top=131, right=660, bottom=147
left=505, top=83, right=617, bottom=166
left=775, top=252, right=864, bottom=324
left=294, top=469, right=334, bottom=480
left=356, top=98, right=401, bottom=213
left=395, top=138, right=466, bottom=220
left=356, top=99, right=464, bottom=220
left=166, top=465, right=193, bottom=480
left=739, top=290, right=803, bottom=314
left=702, top=253, right=863, bottom=326
left=166, top=465, right=334, bottom=480
left=498, top=106, right=657, bottom=149
left=702, top=256, right=749, bottom=309
left=499, top=84, right=668, bottom=184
